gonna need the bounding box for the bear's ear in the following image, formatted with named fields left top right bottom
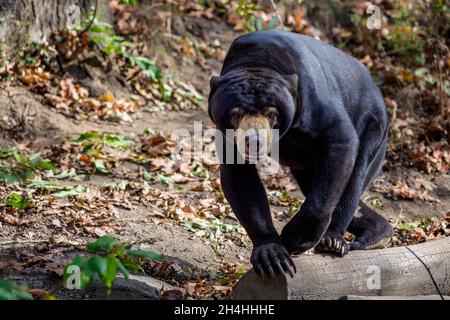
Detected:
left=283, top=74, right=298, bottom=97
left=208, top=75, right=222, bottom=124
left=210, top=75, right=222, bottom=94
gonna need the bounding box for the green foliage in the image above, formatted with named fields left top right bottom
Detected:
left=27, top=179, right=89, bottom=198
left=64, top=236, right=165, bottom=294
left=158, top=174, right=174, bottom=185
left=398, top=220, right=415, bottom=232
left=235, top=0, right=261, bottom=16
left=86, top=16, right=164, bottom=85
left=176, top=81, right=204, bottom=104
left=218, top=266, right=246, bottom=286
left=73, top=132, right=135, bottom=174
left=0, top=148, right=56, bottom=183
left=76, top=132, right=134, bottom=153
left=119, top=0, right=137, bottom=5
left=63, top=255, right=127, bottom=293
left=232, top=0, right=280, bottom=32
left=135, top=56, right=164, bottom=82
left=51, top=185, right=89, bottom=198
left=83, top=2, right=180, bottom=102
left=0, top=46, right=7, bottom=81
left=93, top=159, right=109, bottom=173
left=87, top=235, right=119, bottom=252
left=235, top=0, right=279, bottom=32
left=143, top=169, right=153, bottom=181
left=415, top=216, right=438, bottom=232
left=268, top=190, right=301, bottom=217
left=2, top=193, right=30, bottom=209
left=183, top=218, right=244, bottom=241
left=89, top=20, right=133, bottom=57
left=101, top=180, right=128, bottom=191
left=386, top=20, right=425, bottom=64
left=0, top=280, right=34, bottom=300
left=45, top=167, right=78, bottom=180
left=354, top=1, right=428, bottom=66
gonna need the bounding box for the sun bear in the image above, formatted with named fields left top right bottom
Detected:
left=208, top=30, right=393, bottom=278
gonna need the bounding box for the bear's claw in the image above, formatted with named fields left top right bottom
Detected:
left=315, top=233, right=349, bottom=256
left=251, top=242, right=296, bottom=279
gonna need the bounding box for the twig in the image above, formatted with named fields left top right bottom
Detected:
left=146, top=3, right=165, bottom=14
left=269, top=0, right=285, bottom=30
left=79, top=0, right=100, bottom=35
left=0, top=239, right=48, bottom=246
left=393, top=208, right=403, bottom=228
left=20, top=104, right=30, bottom=127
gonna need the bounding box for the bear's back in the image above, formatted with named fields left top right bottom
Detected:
left=221, top=30, right=385, bottom=130
left=223, top=30, right=373, bottom=95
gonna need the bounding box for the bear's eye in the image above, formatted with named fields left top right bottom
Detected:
left=266, top=110, right=278, bottom=124
left=230, top=108, right=243, bottom=125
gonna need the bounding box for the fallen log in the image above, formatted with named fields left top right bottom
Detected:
left=232, top=237, right=450, bottom=300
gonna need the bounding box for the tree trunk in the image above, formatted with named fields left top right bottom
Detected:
left=232, top=237, right=450, bottom=300
left=0, top=0, right=110, bottom=55
left=15, top=0, right=93, bottom=38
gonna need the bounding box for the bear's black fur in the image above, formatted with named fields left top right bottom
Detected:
left=209, top=30, right=393, bottom=278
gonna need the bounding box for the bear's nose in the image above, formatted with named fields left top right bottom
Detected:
left=245, top=131, right=264, bottom=152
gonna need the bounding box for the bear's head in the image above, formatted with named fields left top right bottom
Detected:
left=208, top=68, right=298, bottom=161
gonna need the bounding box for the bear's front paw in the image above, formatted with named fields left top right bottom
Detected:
left=251, top=243, right=296, bottom=279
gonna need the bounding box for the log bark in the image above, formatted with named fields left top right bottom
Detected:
left=232, top=237, right=450, bottom=300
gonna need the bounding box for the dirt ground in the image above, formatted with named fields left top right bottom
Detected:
left=0, top=3, right=449, bottom=300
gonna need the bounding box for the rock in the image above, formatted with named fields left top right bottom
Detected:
left=171, top=14, right=186, bottom=36
left=81, top=274, right=175, bottom=300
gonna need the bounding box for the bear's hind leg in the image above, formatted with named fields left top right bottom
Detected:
left=348, top=202, right=393, bottom=250
left=316, top=120, right=387, bottom=256
left=314, top=157, right=369, bottom=256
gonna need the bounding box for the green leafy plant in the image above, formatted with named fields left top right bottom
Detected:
left=73, top=132, right=135, bottom=173
left=386, top=20, right=425, bottom=65
left=82, top=3, right=173, bottom=101
left=0, top=148, right=56, bottom=183
left=27, top=179, right=89, bottom=198
left=0, top=46, right=8, bottom=81
left=158, top=174, right=174, bottom=185
left=183, top=218, right=245, bottom=241
left=2, top=193, right=30, bottom=209
left=119, top=0, right=137, bottom=5
left=415, top=216, right=438, bottom=232
left=135, top=56, right=163, bottom=83
left=71, top=132, right=135, bottom=174
left=86, top=16, right=164, bottom=83
left=63, top=236, right=164, bottom=294
left=235, top=0, right=279, bottom=32
left=0, top=280, right=34, bottom=300
left=398, top=220, right=415, bottom=233
left=88, top=20, right=133, bottom=57
left=76, top=132, right=134, bottom=152
left=45, top=167, right=78, bottom=180
left=268, top=190, right=302, bottom=217
left=218, top=266, right=246, bottom=286
left=235, top=0, right=261, bottom=16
